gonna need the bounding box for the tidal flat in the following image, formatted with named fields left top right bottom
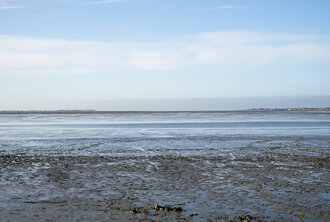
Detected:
left=0, top=112, right=329, bottom=221
left=0, top=148, right=329, bottom=222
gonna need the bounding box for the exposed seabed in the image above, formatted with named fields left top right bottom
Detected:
left=0, top=147, right=329, bottom=222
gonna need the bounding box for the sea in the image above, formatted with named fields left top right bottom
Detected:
left=0, top=111, right=329, bottom=157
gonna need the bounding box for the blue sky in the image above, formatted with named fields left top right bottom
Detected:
left=0, top=0, right=330, bottom=110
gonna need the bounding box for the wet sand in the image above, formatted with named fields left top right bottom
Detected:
left=0, top=148, right=329, bottom=221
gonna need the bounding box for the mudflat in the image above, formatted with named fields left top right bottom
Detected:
left=0, top=112, right=329, bottom=221
left=0, top=150, right=328, bottom=222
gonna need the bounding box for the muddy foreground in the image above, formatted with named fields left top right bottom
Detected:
left=0, top=150, right=329, bottom=222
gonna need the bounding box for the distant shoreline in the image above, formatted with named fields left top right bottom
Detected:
left=0, top=108, right=329, bottom=114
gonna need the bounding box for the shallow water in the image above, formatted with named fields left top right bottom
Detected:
left=0, top=111, right=329, bottom=157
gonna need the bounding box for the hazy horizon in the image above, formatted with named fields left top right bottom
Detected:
left=1, top=95, right=329, bottom=111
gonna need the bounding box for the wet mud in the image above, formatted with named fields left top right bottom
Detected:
left=0, top=146, right=329, bottom=222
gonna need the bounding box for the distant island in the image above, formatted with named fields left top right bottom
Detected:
left=246, top=107, right=330, bottom=112
left=0, top=108, right=329, bottom=114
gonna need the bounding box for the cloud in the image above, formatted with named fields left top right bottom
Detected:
left=85, top=0, right=125, bottom=5
left=0, top=31, right=330, bottom=75
left=0, top=0, right=23, bottom=9
left=0, top=5, right=23, bottom=9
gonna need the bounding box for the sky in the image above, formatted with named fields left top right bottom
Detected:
left=0, top=0, right=330, bottom=110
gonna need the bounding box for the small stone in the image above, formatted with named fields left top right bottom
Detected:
left=174, top=206, right=182, bottom=212
left=154, top=204, right=182, bottom=213
left=189, top=213, right=198, bottom=217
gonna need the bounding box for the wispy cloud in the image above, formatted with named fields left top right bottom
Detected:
left=0, top=31, right=329, bottom=75
left=85, top=0, right=125, bottom=5
left=0, top=0, right=23, bottom=9
left=0, top=5, right=22, bottom=9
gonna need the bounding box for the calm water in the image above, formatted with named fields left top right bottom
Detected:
left=0, top=111, right=329, bottom=157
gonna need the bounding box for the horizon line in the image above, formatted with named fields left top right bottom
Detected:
left=1, top=107, right=330, bottom=114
